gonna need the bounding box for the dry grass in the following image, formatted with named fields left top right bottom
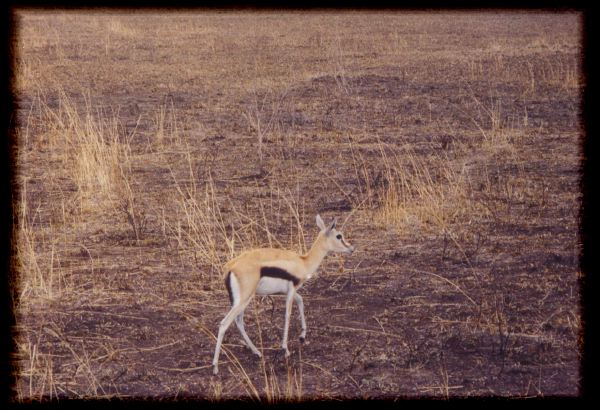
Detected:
left=11, top=10, right=581, bottom=401
left=373, top=141, right=483, bottom=234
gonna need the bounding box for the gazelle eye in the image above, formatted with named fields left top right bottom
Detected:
left=336, top=234, right=342, bottom=240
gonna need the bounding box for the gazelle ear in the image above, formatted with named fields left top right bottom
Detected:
left=328, top=218, right=337, bottom=231
left=316, top=214, right=326, bottom=231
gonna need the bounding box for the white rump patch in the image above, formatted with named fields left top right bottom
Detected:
left=230, top=272, right=241, bottom=306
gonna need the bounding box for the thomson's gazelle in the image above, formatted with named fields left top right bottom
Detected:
left=212, top=214, right=354, bottom=375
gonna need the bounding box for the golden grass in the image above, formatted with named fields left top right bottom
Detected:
left=373, top=142, right=482, bottom=234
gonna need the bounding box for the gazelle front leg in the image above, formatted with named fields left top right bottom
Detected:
left=281, top=286, right=295, bottom=357
left=294, top=292, right=307, bottom=343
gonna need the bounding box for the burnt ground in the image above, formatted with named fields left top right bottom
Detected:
left=10, top=12, right=581, bottom=400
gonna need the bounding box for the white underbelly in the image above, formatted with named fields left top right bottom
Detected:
left=256, top=277, right=291, bottom=295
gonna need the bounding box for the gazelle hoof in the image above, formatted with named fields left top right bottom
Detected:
left=254, top=351, right=262, bottom=358
left=299, top=336, right=308, bottom=344
left=213, top=366, right=219, bottom=375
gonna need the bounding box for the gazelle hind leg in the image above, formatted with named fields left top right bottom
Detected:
left=212, top=302, right=247, bottom=375
left=294, top=292, right=307, bottom=342
left=235, top=311, right=261, bottom=357
left=213, top=271, right=255, bottom=375
left=281, top=287, right=295, bottom=357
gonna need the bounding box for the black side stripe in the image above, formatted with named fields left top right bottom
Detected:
left=225, top=272, right=234, bottom=306
left=260, top=266, right=300, bottom=286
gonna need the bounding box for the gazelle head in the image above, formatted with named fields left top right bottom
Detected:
left=316, top=214, right=355, bottom=254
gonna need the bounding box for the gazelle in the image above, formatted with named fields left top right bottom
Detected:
left=212, top=214, right=354, bottom=375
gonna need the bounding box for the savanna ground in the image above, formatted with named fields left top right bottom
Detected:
left=10, top=11, right=582, bottom=400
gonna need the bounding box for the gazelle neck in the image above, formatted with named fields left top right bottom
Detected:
left=302, top=232, right=329, bottom=277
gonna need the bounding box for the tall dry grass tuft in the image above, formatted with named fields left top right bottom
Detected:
left=35, top=88, right=148, bottom=239
left=153, top=98, right=182, bottom=147
left=61, top=91, right=133, bottom=212
left=13, top=179, right=66, bottom=304
left=30, top=88, right=137, bottom=218
left=13, top=86, right=146, bottom=308
left=14, top=339, right=56, bottom=401
left=164, top=145, right=237, bottom=277
left=372, top=141, right=483, bottom=235
left=467, top=92, right=524, bottom=158
left=242, top=86, right=289, bottom=168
